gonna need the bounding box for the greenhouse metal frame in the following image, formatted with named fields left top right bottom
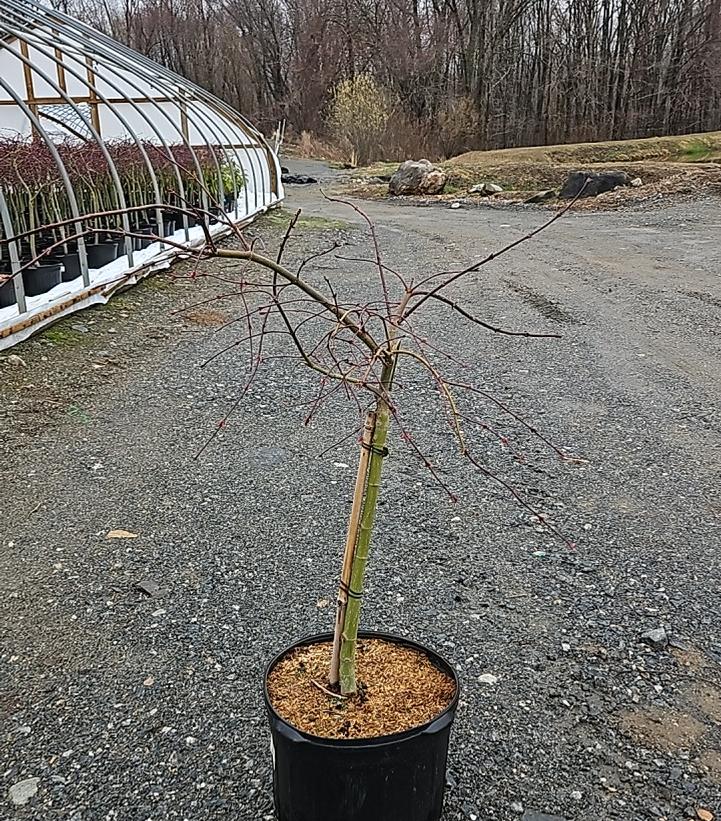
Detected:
left=0, top=0, right=283, bottom=349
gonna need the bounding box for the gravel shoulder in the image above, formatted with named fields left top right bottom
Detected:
left=1, top=164, right=720, bottom=820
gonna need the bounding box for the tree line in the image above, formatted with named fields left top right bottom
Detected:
left=63, top=0, right=721, bottom=158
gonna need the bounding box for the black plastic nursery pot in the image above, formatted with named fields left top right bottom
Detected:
left=23, top=263, right=62, bottom=296
left=136, top=225, right=156, bottom=249
left=0, top=276, right=16, bottom=308
left=263, top=631, right=459, bottom=821
left=61, top=252, right=82, bottom=281
left=86, top=241, right=119, bottom=269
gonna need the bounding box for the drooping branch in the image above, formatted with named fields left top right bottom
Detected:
left=407, top=291, right=563, bottom=338
left=215, top=248, right=384, bottom=357
left=11, top=189, right=588, bottom=698
left=403, top=183, right=589, bottom=320
left=444, top=380, right=573, bottom=461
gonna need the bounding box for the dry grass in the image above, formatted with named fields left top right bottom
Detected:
left=284, top=131, right=350, bottom=165
left=341, top=130, right=721, bottom=206
left=452, top=130, right=721, bottom=167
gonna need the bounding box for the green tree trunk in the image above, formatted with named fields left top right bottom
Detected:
left=338, top=397, right=391, bottom=695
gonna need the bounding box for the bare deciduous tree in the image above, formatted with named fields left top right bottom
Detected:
left=72, top=0, right=721, bottom=154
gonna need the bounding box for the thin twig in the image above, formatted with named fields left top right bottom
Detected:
left=410, top=291, right=562, bottom=338
left=404, top=183, right=588, bottom=320
left=277, top=208, right=301, bottom=264
left=311, top=678, right=347, bottom=699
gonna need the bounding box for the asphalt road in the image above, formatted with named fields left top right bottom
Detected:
left=1, top=164, right=720, bottom=820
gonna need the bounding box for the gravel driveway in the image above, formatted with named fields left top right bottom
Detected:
left=1, top=162, right=720, bottom=820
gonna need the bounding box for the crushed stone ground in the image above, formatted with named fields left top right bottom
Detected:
left=1, top=162, right=720, bottom=819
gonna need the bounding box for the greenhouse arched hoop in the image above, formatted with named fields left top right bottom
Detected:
left=0, top=0, right=284, bottom=350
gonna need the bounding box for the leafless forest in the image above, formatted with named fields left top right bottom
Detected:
left=63, top=0, right=721, bottom=157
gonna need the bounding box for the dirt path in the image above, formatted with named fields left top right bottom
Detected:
left=1, top=165, right=720, bottom=820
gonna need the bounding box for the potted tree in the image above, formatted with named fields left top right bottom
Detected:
left=2, top=158, right=577, bottom=820
left=201, top=202, right=576, bottom=821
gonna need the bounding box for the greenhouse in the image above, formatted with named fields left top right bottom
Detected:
left=0, top=0, right=283, bottom=349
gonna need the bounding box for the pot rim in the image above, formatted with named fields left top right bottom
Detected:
left=25, top=263, right=62, bottom=272
left=263, top=630, right=459, bottom=748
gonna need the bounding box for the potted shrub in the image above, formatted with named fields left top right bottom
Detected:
left=23, top=258, right=62, bottom=296
left=0, top=138, right=230, bottom=282
left=0, top=166, right=576, bottom=818
left=200, top=205, right=574, bottom=821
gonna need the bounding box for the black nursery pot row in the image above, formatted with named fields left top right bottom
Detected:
left=0, top=239, right=127, bottom=308
left=0, top=259, right=80, bottom=308
left=0, top=207, right=227, bottom=309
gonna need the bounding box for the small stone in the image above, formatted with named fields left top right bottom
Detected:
left=570, top=790, right=582, bottom=800
left=586, top=696, right=603, bottom=716
left=135, top=579, right=161, bottom=597
left=478, top=673, right=498, bottom=685
left=511, top=802, right=524, bottom=813
left=525, top=189, right=556, bottom=204
left=450, top=202, right=461, bottom=209
left=143, top=676, right=155, bottom=687
left=151, top=608, right=166, bottom=617
left=668, top=636, right=689, bottom=651
left=641, top=627, right=668, bottom=650
left=561, top=642, right=571, bottom=652
left=696, top=810, right=714, bottom=821
left=631, top=177, right=643, bottom=187
left=9, top=777, right=39, bottom=805
left=469, top=183, right=503, bottom=195
left=7, top=354, right=27, bottom=367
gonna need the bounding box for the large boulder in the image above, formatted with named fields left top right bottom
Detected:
left=559, top=170, right=632, bottom=199
left=389, top=159, right=446, bottom=195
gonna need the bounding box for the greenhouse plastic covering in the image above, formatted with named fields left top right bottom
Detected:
left=0, top=0, right=283, bottom=349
